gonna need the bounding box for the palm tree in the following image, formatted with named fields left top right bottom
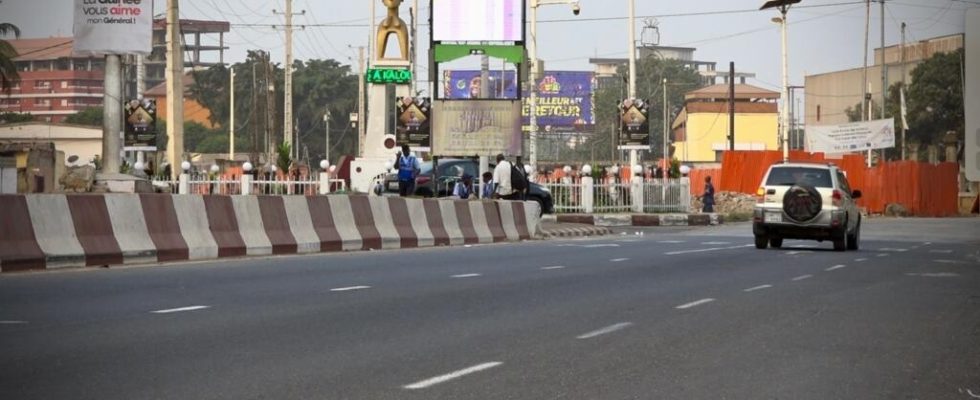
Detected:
left=0, top=23, right=22, bottom=93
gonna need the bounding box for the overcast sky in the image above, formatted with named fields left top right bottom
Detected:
left=1, top=0, right=971, bottom=93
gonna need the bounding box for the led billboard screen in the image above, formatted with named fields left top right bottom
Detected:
left=432, top=0, right=524, bottom=42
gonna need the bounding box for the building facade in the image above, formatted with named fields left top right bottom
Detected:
left=671, top=84, right=779, bottom=163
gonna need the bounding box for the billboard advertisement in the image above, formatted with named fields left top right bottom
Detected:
left=72, top=0, right=153, bottom=56
left=619, top=99, right=650, bottom=146
left=432, top=0, right=524, bottom=42
left=444, top=70, right=595, bottom=133
left=806, top=118, right=896, bottom=153
left=124, top=98, right=157, bottom=150
left=395, top=97, right=431, bottom=148
left=431, top=100, right=523, bottom=156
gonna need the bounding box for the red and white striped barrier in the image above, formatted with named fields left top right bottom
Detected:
left=0, top=194, right=541, bottom=273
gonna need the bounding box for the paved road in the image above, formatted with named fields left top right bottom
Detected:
left=1, top=218, right=978, bottom=399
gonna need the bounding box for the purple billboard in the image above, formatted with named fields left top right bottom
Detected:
left=443, top=70, right=595, bottom=133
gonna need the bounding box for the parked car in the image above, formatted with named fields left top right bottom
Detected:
left=383, top=158, right=554, bottom=214
left=752, top=162, right=862, bottom=251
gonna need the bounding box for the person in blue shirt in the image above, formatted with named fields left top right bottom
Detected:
left=481, top=171, right=494, bottom=199
left=395, top=145, right=420, bottom=197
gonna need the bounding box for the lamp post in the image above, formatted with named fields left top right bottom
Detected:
left=528, top=0, right=581, bottom=181
left=760, top=0, right=801, bottom=162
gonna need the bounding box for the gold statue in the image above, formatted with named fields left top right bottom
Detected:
left=377, top=0, right=410, bottom=61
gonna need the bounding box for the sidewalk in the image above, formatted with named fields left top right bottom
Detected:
left=540, top=220, right=613, bottom=238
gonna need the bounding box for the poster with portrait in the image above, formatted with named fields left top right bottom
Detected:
left=395, top=97, right=431, bottom=148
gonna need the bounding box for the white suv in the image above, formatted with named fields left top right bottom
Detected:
left=752, top=162, right=863, bottom=251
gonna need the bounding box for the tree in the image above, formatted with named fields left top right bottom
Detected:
left=906, top=49, right=964, bottom=148
left=0, top=22, right=20, bottom=93
left=64, top=107, right=103, bottom=126
left=0, top=111, right=33, bottom=124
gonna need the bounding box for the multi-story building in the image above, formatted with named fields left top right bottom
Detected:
left=671, top=84, right=780, bottom=164
left=1, top=19, right=229, bottom=123
left=589, top=45, right=756, bottom=90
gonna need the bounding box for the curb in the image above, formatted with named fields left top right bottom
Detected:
left=555, top=213, right=723, bottom=227
left=541, top=225, right=613, bottom=238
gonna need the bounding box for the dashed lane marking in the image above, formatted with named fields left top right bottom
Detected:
left=906, top=272, right=960, bottom=278
left=791, top=274, right=813, bottom=281
left=151, top=305, right=210, bottom=314
left=878, top=248, right=909, bottom=252
left=403, top=362, right=503, bottom=390
left=877, top=253, right=889, bottom=257
left=330, top=286, right=372, bottom=292
left=451, top=274, right=482, bottom=278
left=675, top=298, right=716, bottom=309
left=541, top=266, right=566, bottom=270
left=701, top=241, right=731, bottom=245
left=934, top=259, right=967, bottom=265
left=0, top=320, right=28, bottom=324
left=854, top=258, right=868, bottom=262
left=665, top=244, right=753, bottom=256
left=826, top=264, right=847, bottom=271
left=743, top=284, right=773, bottom=292
left=610, top=258, right=630, bottom=262
left=657, top=240, right=686, bottom=244
left=929, top=249, right=954, bottom=254
left=576, top=322, right=634, bottom=339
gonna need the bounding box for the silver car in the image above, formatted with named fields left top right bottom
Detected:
left=752, top=162, right=863, bottom=251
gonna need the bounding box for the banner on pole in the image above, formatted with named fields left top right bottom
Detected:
left=72, top=0, right=153, bottom=56
left=618, top=98, right=650, bottom=147
left=806, top=118, right=895, bottom=153
left=124, top=99, right=157, bottom=150
left=395, top=97, right=431, bottom=148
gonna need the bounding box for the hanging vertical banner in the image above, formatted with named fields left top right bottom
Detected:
left=124, top=99, right=157, bottom=150
left=618, top=98, right=650, bottom=147
left=72, top=0, right=153, bottom=56
left=395, top=96, right=431, bottom=148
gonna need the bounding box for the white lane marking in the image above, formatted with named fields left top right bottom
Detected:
left=330, top=286, right=372, bottom=292
left=791, top=274, right=813, bottom=281
left=878, top=248, right=909, bottom=252
left=576, top=322, right=634, bottom=339
left=929, top=249, right=954, bottom=254
left=785, top=250, right=814, bottom=255
left=877, top=253, right=889, bottom=257
left=854, top=258, right=868, bottom=262
left=151, top=305, right=210, bottom=314
left=665, top=244, right=753, bottom=256
left=826, top=264, right=847, bottom=271
left=658, top=240, right=685, bottom=244
left=618, top=239, right=640, bottom=243
left=0, top=320, right=28, bottom=324
left=743, top=284, right=773, bottom=292
left=610, top=258, right=630, bottom=262
left=675, top=298, right=716, bottom=309
left=701, top=241, right=731, bottom=245
left=558, top=243, right=620, bottom=248
left=403, top=362, right=503, bottom=390
left=451, top=273, right=482, bottom=278
left=796, top=244, right=818, bottom=248
left=541, top=265, right=566, bottom=270
left=934, top=259, right=967, bottom=264
left=906, top=272, right=960, bottom=278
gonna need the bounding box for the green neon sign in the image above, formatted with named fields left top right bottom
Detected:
left=366, top=68, right=412, bottom=84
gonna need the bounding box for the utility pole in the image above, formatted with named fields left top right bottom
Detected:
left=863, top=0, right=872, bottom=166
left=323, top=108, right=331, bottom=164
left=357, top=46, right=366, bottom=157
left=901, top=22, right=907, bottom=160
left=102, top=54, right=122, bottom=173
left=728, top=62, right=735, bottom=151
left=165, top=0, right=184, bottom=177
left=662, top=77, right=668, bottom=180
left=276, top=0, right=304, bottom=160
left=528, top=1, right=539, bottom=178
left=411, top=0, right=419, bottom=95
left=880, top=0, right=887, bottom=162
left=229, top=68, right=235, bottom=161
left=627, top=0, right=638, bottom=170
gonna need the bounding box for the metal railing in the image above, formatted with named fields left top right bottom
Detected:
left=541, top=176, right=690, bottom=214
left=150, top=173, right=346, bottom=196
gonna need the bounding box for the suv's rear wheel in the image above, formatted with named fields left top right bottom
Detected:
left=769, top=237, right=783, bottom=248
left=846, top=217, right=861, bottom=250
left=832, top=223, right=848, bottom=251
left=754, top=234, right=769, bottom=249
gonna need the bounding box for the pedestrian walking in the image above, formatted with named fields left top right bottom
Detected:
left=492, top=154, right=522, bottom=200
left=702, top=175, right=715, bottom=213
left=395, top=144, right=420, bottom=197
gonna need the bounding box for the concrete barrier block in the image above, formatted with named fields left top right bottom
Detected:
left=172, top=196, right=219, bottom=260
left=468, top=201, right=495, bottom=244
left=231, top=196, right=273, bottom=256
left=282, top=196, right=320, bottom=254
left=104, top=194, right=157, bottom=265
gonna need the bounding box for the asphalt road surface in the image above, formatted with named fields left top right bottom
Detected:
left=1, top=218, right=978, bottom=399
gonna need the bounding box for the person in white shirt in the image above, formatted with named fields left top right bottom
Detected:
left=492, top=154, right=521, bottom=200
left=452, top=174, right=474, bottom=199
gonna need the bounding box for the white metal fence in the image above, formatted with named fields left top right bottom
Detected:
left=541, top=177, right=691, bottom=214
left=151, top=173, right=346, bottom=196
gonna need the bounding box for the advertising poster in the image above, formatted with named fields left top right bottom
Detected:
left=431, top=100, right=523, bottom=156
left=806, top=118, right=895, bottom=153
left=619, top=98, right=650, bottom=146
left=443, top=70, right=594, bottom=133
left=432, top=0, right=524, bottom=42
left=396, top=97, right=431, bottom=148
left=73, top=0, right=153, bottom=55
left=124, top=98, right=157, bottom=150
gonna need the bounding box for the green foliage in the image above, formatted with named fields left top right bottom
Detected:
left=0, top=111, right=33, bottom=124
left=64, top=107, right=103, bottom=126
left=276, top=141, right=292, bottom=173
left=0, top=22, right=21, bottom=93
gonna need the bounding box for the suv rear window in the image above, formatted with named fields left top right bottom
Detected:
left=765, top=167, right=833, bottom=188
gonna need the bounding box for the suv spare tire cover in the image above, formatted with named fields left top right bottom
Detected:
left=783, top=184, right=822, bottom=222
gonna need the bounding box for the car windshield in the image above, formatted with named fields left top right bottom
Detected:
left=765, top=167, right=833, bottom=188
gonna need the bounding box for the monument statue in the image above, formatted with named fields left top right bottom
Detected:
left=377, top=0, right=410, bottom=61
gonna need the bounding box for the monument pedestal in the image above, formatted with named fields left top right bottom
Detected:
left=95, top=172, right=153, bottom=194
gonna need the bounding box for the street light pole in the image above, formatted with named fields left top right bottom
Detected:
left=761, top=0, right=800, bottom=163
left=323, top=109, right=331, bottom=164
left=627, top=0, right=638, bottom=170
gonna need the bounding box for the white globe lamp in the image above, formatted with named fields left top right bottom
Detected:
left=679, top=165, right=691, bottom=176
left=581, top=164, right=592, bottom=175
left=383, top=160, right=393, bottom=172
left=632, top=164, right=643, bottom=176
left=210, top=164, right=220, bottom=174
left=180, top=161, right=191, bottom=172
left=243, top=161, right=253, bottom=172
left=133, top=160, right=145, bottom=171
left=563, top=165, right=572, bottom=174
left=319, top=159, right=329, bottom=170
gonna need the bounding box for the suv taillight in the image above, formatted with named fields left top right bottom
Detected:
left=832, top=189, right=842, bottom=207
